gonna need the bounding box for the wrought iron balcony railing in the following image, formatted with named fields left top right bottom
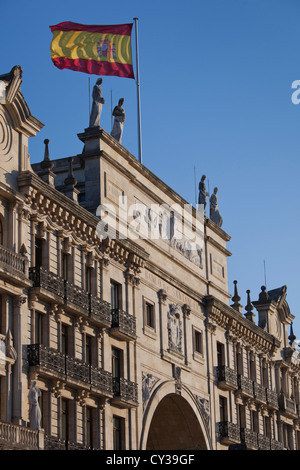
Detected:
left=266, top=388, right=279, bottom=409
left=29, top=266, right=65, bottom=297
left=216, top=366, right=238, bottom=390
left=218, top=421, right=241, bottom=445
left=112, top=377, right=138, bottom=407
left=240, top=428, right=258, bottom=449
left=29, top=266, right=111, bottom=327
left=253, top=382, right=267, bottom=404
left=237, top=375, right=254, bottom=397
left=111, top=308, right=136, bottom=340
left=27, top=344, right=113, bottom=396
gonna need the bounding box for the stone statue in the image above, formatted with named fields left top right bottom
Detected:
left=89, top=78, right=105, bottom=127
left=209, top=187, right=223, bottom=227
left=198, top=175, right=209, bottom=212
left=111, top=98, right=125, bottom=143
left=28, top=381, right=41, bottom=430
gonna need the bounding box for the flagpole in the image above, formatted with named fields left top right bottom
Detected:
left=133, top=17, right=142, bottom=164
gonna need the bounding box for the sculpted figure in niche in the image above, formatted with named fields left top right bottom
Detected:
left=209, top=187, right=223, bottom=227
left=28, top=381, right=42, bottom=430
left=89, top=78, right=105, bottom=127
left=111, top=98, right=125, bottom=143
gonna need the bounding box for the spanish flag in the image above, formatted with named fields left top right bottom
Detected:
left=49, top=22, right=135, bottom=79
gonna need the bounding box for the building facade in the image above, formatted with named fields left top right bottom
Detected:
left=0, top=65, right=299, bottom=450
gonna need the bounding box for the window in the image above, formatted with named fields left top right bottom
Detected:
left=112, top=347, right=122, bottom=379
left=35, top=312, right=45, bottom=345
left=85, top=266, right=92, bottom=293
left=111, top=281, right=121, bottom=311
left=113, top=416, right=124, bottom=450
left=194, top=329, right=203, bottom=356
left=61, top=323, right=71, bottom=355
left=61, top=398, right=69, bottom=441
left=250, top=409, right=258, bottom=433
left=219, top=396, right=227, bottom=422
left=86, top=407, right=93, bottom=448
left=85, top=334, right=92, bottom=365
left=61, top=253, right=69, bottom=281
left=217, top=342, right=225, bottom=367
left=145, top=302, right=155, bottom=329
left=35, top=238, right=43, bottom=267
left=249, top=353, right=256, bottom=381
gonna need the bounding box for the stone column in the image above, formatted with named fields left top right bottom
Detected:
left=158, top=289, right=167, bottom=357
left=182, top=304, right=191, bottom=367
left=12, top=294, right=27, bottom=425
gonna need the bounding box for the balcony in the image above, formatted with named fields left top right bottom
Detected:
left=44, top=435, right=98, bottom=450
left=253, top=382, right=267, bottom=404
left=110, top=308, right=136, bottom=341
left=266, top=389, right=279, bottom=410
left=0, top=245, right=29, bottom=285
left=112, top=377, right=138, bottom=408
left=0, top=420, right=43, bottom=450
left=27, top=344, right=113, bottom=397
left=240, top=428, right=258, bottom=450
left=216, top=366, right=238, bottom=391
left=29, top=267, right=111, bottom=328
left=237, top=375, right=254, bottom=398
left=278, top=393, right=297, bottom=417
left=257, top=433, right=271, bottom=450
left=218, top=421, right=241, bottom=446
left=29, top=266, right=65, bottom=300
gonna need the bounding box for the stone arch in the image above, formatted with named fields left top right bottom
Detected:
left=140, top=380, right=211, bottom=450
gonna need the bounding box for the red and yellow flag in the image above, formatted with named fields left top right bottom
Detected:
left=49, top=22, right=135, bottom=79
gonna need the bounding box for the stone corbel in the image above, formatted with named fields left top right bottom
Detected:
left=77, top=390, right=90, bottom=407
left=182, top=304, right=191, bottom=318
left=158, top=289, right=167, bottom=305
left=51, top=380, right=64, bottom=398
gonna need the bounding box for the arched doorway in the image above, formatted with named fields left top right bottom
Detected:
left=146, top=393, right=207, bottom=450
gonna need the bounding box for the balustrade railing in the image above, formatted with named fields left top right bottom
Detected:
left=237, top=375, right=254, bottom=397
left=0, top=420, right=41, bottom=450
left=0, top=245, right=27, bottom=276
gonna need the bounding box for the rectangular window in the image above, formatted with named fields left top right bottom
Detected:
left=112, top=347, right=122, bottom=379
left=85, top=266, right=92, bottom=293
left=61, top=398, right=69, bottom=442
left=113, top=416, right=124, bottom=450
left=35, top=238, right=43, bottom=267
left=145, top=302, right=155, bottom=329
left=194, top=330, right=203, bottom=355
left=85, top=334, right=92, bottom=365
left=86, top=407, right=93, bottom=448
left=61, top=253, right=69, bottom=281
left=111, top=281, right=121, bottom=311
left=217, top=342, right=225, bottom=367
left=61, top=323, right=70, bottom=355
left=35, top=312, right=45, bottom=345
left=219, top=396, right=227, bottom=422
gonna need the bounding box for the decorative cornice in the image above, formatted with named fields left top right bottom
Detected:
left=204, top=295, right=280, bottom=355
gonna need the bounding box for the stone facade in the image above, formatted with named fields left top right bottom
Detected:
left=0, top=66, right=299, bottom=450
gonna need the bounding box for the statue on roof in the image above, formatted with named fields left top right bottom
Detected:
left=209, top=187, right=223, bottom=227
left=198, top=175, right=209, bottom=212
left=89, top=78, right=105, bottom=127
left=111, top=98, right=125, bottom=143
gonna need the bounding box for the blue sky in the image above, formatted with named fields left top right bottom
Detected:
left=1, top=0, right=300, bottom=340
